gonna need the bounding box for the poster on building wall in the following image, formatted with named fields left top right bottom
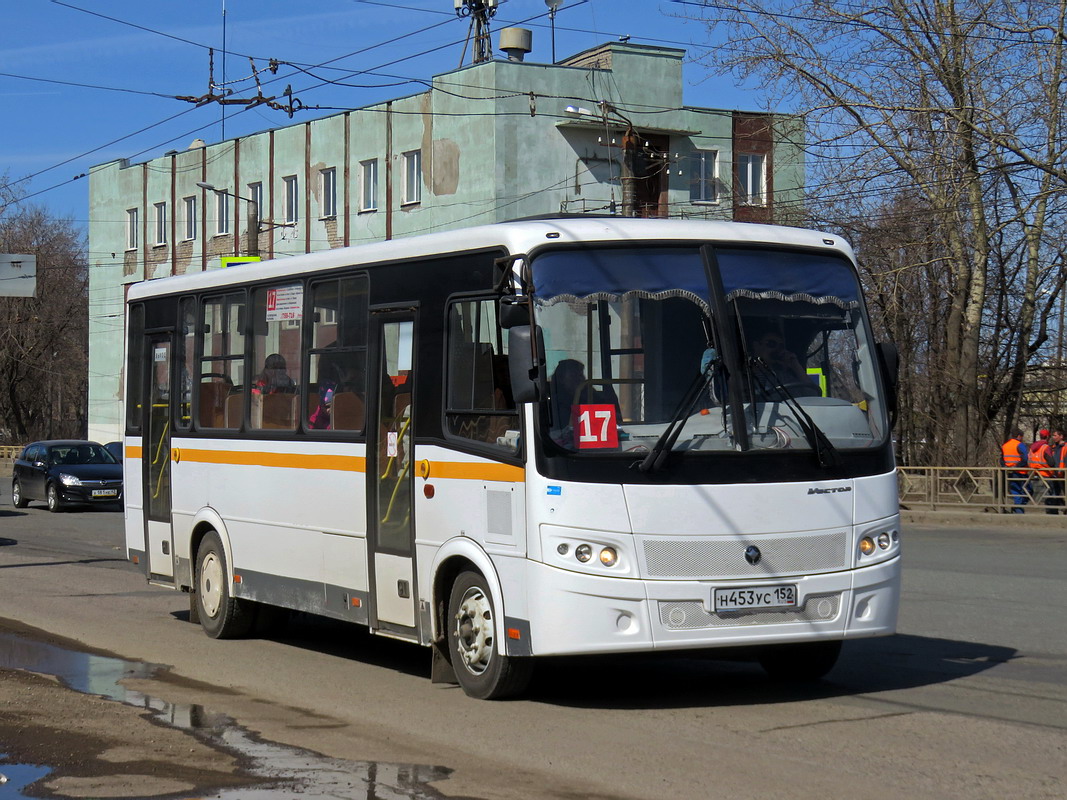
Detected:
left=265, top=284, right=303, bottom=322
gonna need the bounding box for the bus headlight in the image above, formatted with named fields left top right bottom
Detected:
left=877, top=532, right=892, bottom=550
left=59, top=473, right=82, bottom=487
left=599, top=547, right=618, bottom=567
left=575, top=544, right=593, bottom=563
left=859, top=536, right=876, bottom=556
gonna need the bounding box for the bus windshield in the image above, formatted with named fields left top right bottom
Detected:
left=531, top=245, right=887, bottom=457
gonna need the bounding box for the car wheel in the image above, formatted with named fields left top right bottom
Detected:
left=46, top=483, right=65, bottom=513
left=447, top=570, right=533, bottom=700
left=194, top=531, right=253, bottom=639
left=11, top=480, right=28, bottom=509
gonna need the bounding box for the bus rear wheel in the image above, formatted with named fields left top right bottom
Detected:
left=758, top=640, right=842, bottom=681
left=447, top=571, right=532, bottom=700
left=195, top=532, right=253, bottom=639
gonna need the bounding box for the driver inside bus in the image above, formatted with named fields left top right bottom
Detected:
left=748, top=327, right=816, bottom=396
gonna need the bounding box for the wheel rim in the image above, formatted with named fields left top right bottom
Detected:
left=454, top=586, right=494, bottom=676
left=199, top=552, right=224, bottom=619
left=47, top=485, right=57, bottom=509
left=12, top=482, right=20, bottom=504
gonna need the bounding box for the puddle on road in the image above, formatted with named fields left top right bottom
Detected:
left=0, top=633, right=459, bottom=799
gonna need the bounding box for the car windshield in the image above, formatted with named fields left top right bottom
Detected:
left=531, top=245, right=888, bottom=457
left=48, top=444, right=118, bottom=466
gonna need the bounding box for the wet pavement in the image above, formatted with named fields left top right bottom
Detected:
left=0, top=632, right=464, bottom=800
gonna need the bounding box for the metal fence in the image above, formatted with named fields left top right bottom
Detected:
left=898, top=466, right=1063, bottom=513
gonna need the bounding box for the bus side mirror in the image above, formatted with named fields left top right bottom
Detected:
left=498, top=297, right=529, bottom=329
left=508, top=325, right=544, bottom=403
left=876, top=342, right=899, bottom=427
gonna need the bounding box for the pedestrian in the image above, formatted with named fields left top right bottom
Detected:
left=1001, top=429, right=1030, bottom=513
left=1028, top=429, right=1050, bottom=504
left=1044, top=430, right=1067, bottom=514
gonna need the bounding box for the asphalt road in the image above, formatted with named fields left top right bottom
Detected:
left=0, top=496, right=1065, bottom=800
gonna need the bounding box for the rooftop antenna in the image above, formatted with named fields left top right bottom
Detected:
left=455, top=0, right=498, bottom=65
left=545, top=0, right=563, bottom=64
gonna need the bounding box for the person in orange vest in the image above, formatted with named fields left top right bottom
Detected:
left=1043, top=429, right=1066, bottom=514
left=1028, top=429, right=1052, bottom=506
left=1001, top=429, right=1030, bottom=513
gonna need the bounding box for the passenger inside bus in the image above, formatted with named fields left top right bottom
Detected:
left=747, top=326, right=821, bottom=398
left=252, top=353, right=295, bottom=395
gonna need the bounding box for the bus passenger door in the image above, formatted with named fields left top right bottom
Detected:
left=143, top=333, right=175, bottom=580
left=368, top=314, right=417, bottom=634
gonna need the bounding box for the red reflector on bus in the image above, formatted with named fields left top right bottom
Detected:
left=507, top=628, right=521, bottom=640
left=131, top=555, right=139, bottom=565
left=233, top=574, right=242, bottom=584
left=351, top=597, right=361, bottom=607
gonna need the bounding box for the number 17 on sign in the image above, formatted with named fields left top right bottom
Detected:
left=577, top=404, right=619, bottom=449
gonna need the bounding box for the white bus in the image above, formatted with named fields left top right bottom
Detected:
left=123, top=217, right=901, bottom=699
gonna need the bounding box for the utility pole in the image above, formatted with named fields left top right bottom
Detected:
left=620, top=127, right=637, bottom=218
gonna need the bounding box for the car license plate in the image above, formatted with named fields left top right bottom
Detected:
left=92, top=489, right=118, bottom=498
left=715, top=584, right=797, bottom=612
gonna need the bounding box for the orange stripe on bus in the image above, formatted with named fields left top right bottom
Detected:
left=128, top=446, right=523, bottom=482
left=430, top=461, right=525, bottom=483
left=176, top=449, right=367, bottom=473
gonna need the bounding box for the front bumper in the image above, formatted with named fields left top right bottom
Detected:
left=520, top=556, right=900, bottom=657
left=59, top=486, right=123, bottom=505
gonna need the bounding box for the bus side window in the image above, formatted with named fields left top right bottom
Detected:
left=198, top=293, right=245, bottom=430
left=445, top=298, right=519, bottom=452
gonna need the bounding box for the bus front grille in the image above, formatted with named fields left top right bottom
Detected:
left=641, top=531, right=849, bottom=579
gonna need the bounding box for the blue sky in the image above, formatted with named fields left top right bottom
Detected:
left=2, top=0, right=751, bottom=232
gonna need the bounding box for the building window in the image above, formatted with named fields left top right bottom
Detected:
left=402, top=150, right=421, bottom=205
left=737, top=153, right=766, bottom=205
left=126, top=208, right=139, bottom=250
left=215, top=190, right=230, bottom=235
left=360, top=160, right=378, bottom=212
left=690, top=150, right=719, bottom=203
left=183, top=196, right=197, bottom=241
left=283, top=175, right=299, bottom=224
left=321, top=167, right=337, bottom=218
left=154, top=202, right=167, bottom=246
left=248, top=182, right=264, bottom=223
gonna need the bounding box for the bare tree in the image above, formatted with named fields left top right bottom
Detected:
left=682, top=0, right=1067, bottom=464
left=0, top=176, right=88, bottom=444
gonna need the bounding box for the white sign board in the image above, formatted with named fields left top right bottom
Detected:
left=265, top=284, right=303, bottom=322
left=0, top=254, right=37, bottom=298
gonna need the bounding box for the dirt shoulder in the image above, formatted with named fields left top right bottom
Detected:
left=0, top=622, right=263, bottom=799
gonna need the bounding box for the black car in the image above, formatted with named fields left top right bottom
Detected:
left=11, top=440, right=123, bottom=512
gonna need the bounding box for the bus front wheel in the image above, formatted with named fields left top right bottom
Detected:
left=758, top=640, right=842, bottom=681
left=195, top=532, right=253, bottom=639
left=447, top=571, right=532, bottom=700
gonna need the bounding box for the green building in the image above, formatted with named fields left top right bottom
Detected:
left=87, top=40, right=804, bottom=442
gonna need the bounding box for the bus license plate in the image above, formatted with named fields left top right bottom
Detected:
left=715, top=584, right=797, bottom=612
left=92, top=489, right=118, bottom=498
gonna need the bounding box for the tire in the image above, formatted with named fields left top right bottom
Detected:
left=447, top=571, right=533, bottom=700
left=758, top=640, right=842, bottom=681
left=46, top=483, right=64, bottom=513
left=194, top=532, right=253, bottom=639
left=11, top=480, right=28, bottom=509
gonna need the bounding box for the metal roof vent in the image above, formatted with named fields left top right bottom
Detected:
left=499, top=27, right=532, bottom=61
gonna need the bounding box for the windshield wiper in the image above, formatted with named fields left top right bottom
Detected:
left=637, top=361, right=718, bottom=473
left=750, top=358, right=840, bottom=468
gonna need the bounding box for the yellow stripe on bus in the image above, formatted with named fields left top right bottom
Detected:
left=126, top=445, right=523, bottom=482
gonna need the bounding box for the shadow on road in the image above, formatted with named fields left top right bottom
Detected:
left=0, top=538, right=16, bottom=546
left=526, top=633, right=1017, bottom=709
left=0, top=510, right=28, bottom=519
left=169, top=609, right=1015, bottom=708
